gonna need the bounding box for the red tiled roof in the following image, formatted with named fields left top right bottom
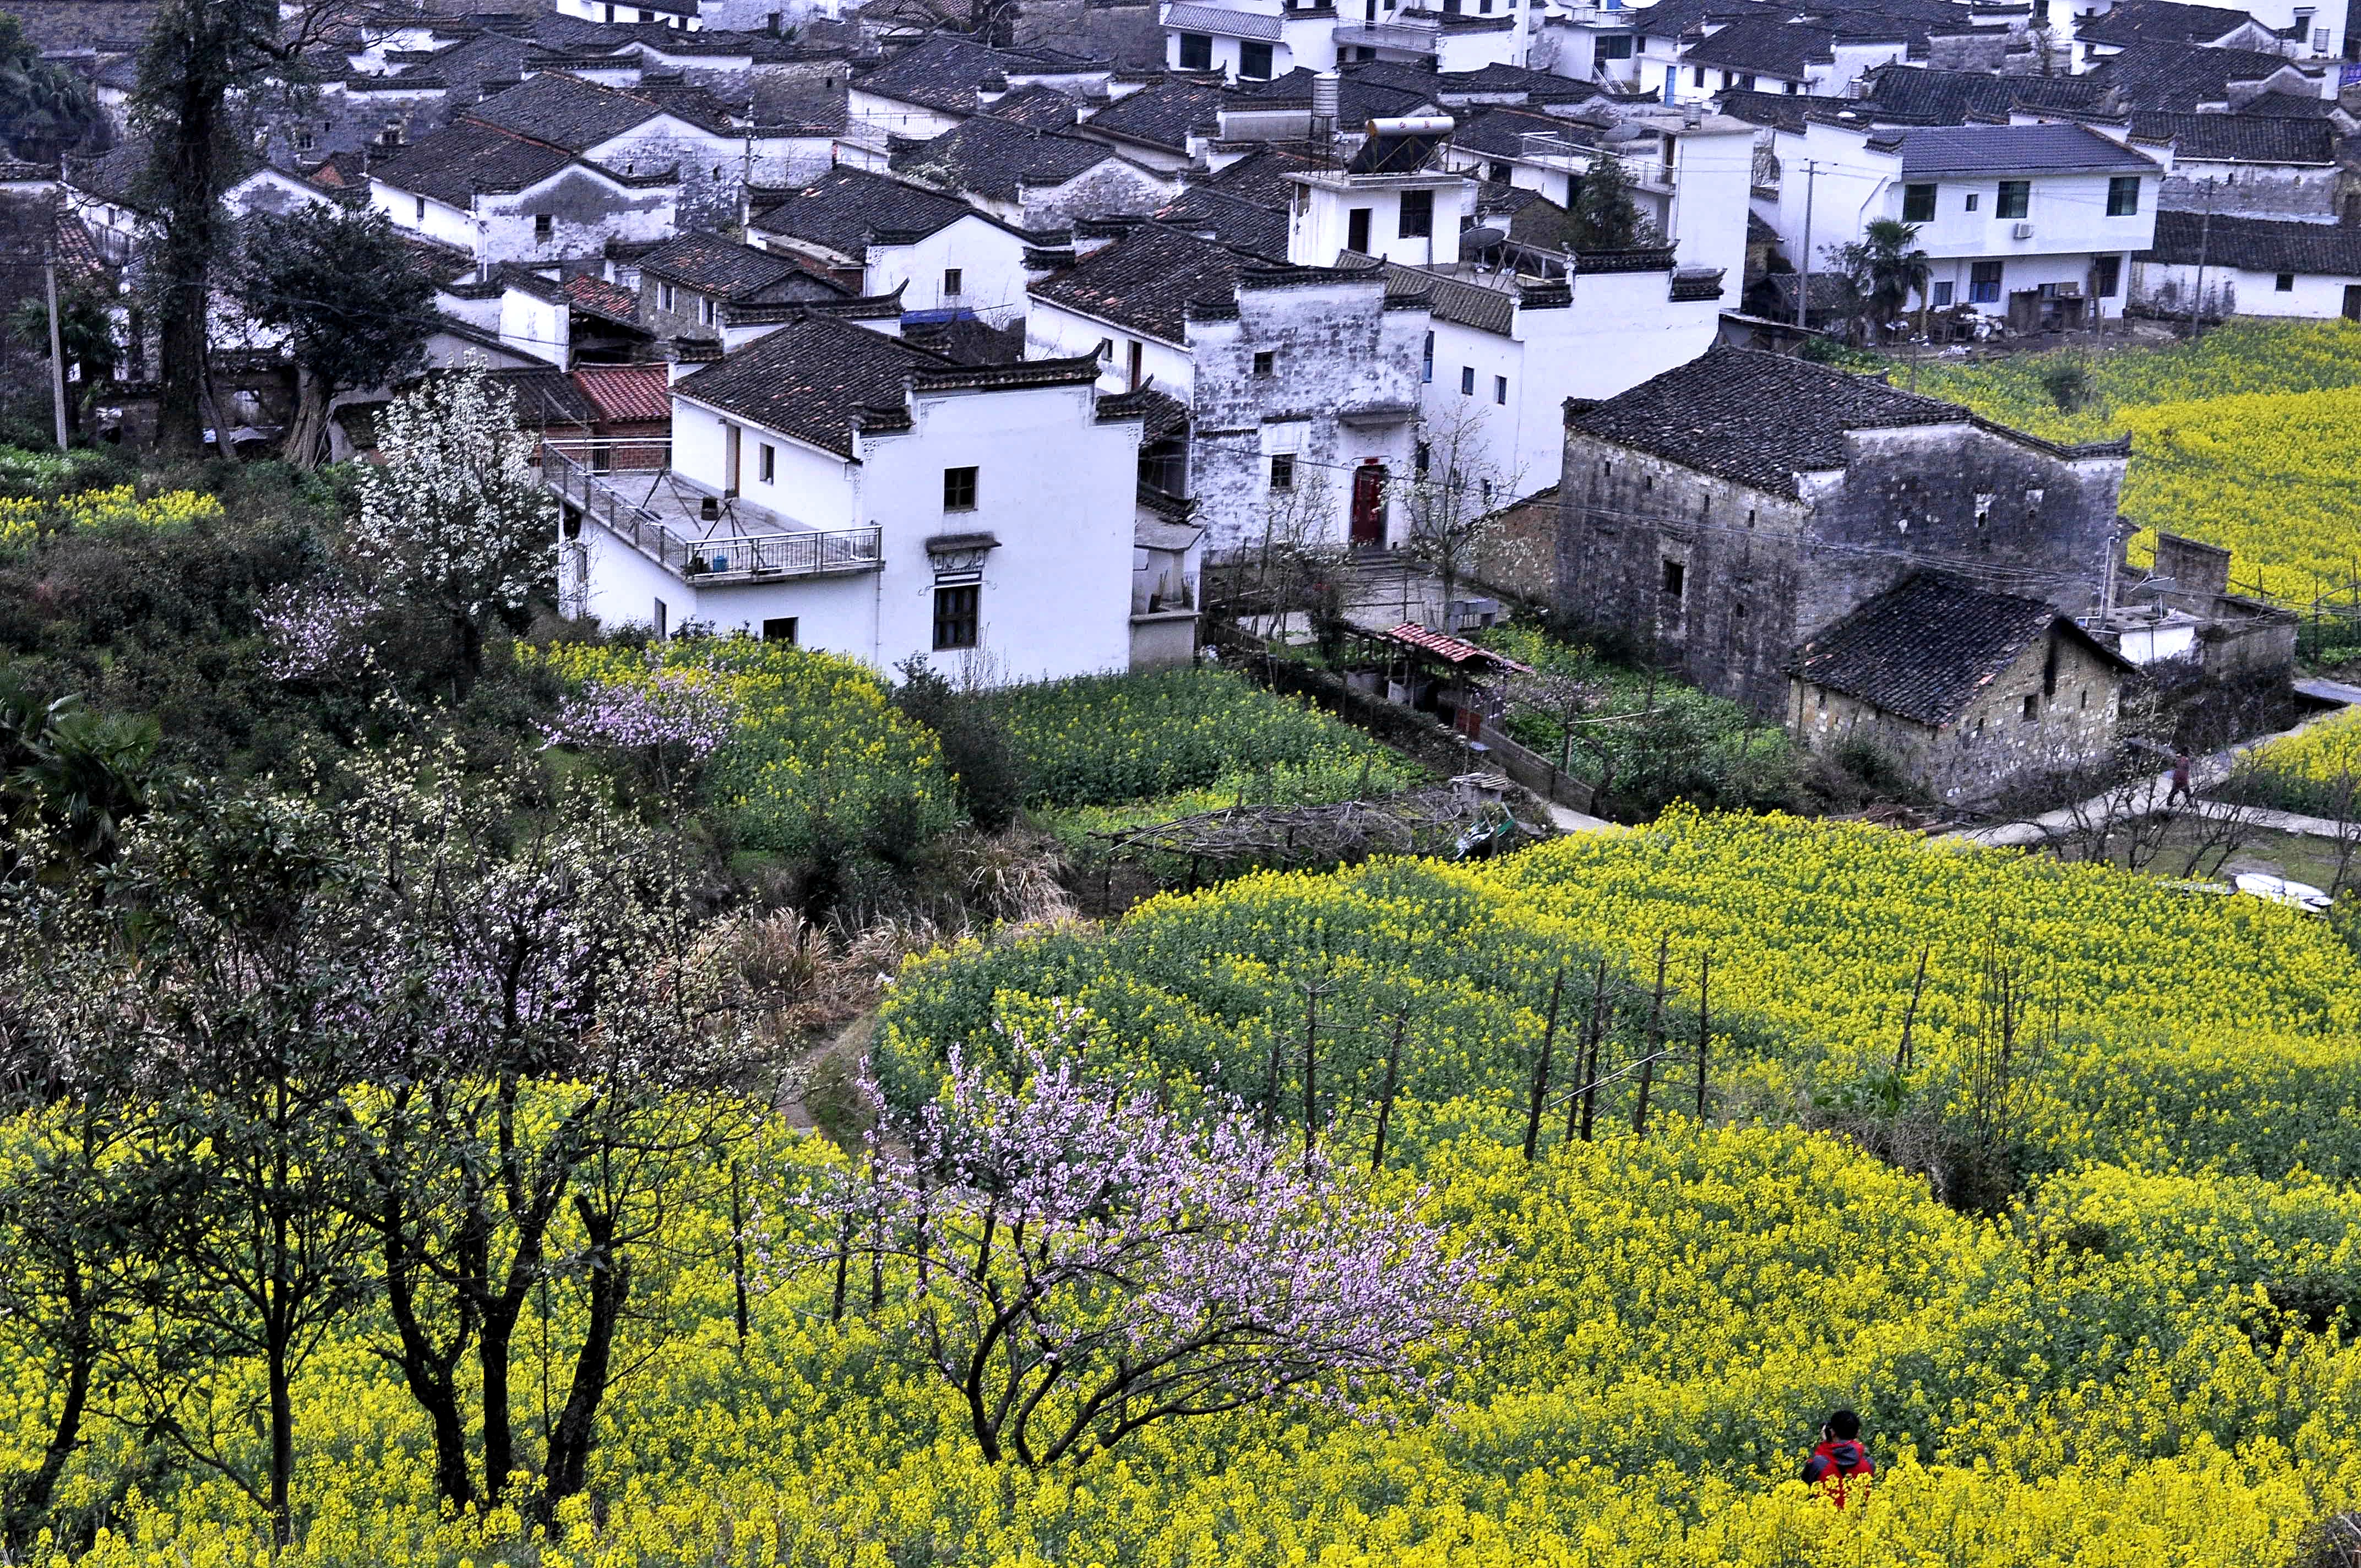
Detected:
left=571, top=363, right=671, bottom=425
left=1382, top=622, right=1535, bottom=672
left=563, top=272, right=641, bottom=324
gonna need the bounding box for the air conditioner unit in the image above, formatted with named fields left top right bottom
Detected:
left=2056, top=281, right=2080, bottom=296
left=2011, top=221, right=2036, bottom=239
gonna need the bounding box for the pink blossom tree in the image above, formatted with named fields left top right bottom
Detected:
left=824, top=1042, right=1493, bottom=1466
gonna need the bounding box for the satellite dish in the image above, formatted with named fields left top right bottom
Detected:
left=1460, top=225, right=1506, bottom=258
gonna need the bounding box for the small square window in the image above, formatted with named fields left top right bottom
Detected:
left=1932, top=280, right=1954, bottom=307
left=1270, top=452, right=1296, bottom=490
left=1901, top=182, right=1935, bottom=222
left=943, top=465, right=978, bottom=511
left=933, top=584, right=980, bottom=650
left=1661, top=559, right=1685, bottom=598
left=2021, top=694, right=2038, bottom=722
left=1239, top=39, right=1273, bottom=78
left=759, top=443, right=775, bottom=482
left=2106, top=175, right=2140, bottom=216
left=1399, top=188, right=1433, bottom=239
left=2277, top=272, right=2296, bottom=292
left=1995, top=181, right=2030, bottom=219
left=1460, top=365, right=1475, bottom=395
left=1178, top=31, right=1211, bottom=69
left=1252, top=350, right=1275, bottom=377
left=943, top=266, right=963, bottom=297
left=534, top=213, right=553, bottom=241
left=1964, top=192, right=1979, bottom=212
left=761, top=616, right=798, bottom=644
left=1494, top=374, right=1508, bottom=405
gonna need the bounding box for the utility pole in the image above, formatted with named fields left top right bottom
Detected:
left=2189, top=176, right=2215, bottom=336
left=1794, top=160, right=1817, bottom=331
left=42, top=246, right=67, bottom=451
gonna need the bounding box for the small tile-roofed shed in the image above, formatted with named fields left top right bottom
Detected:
left=1787, top=573, right=2131, bottom=802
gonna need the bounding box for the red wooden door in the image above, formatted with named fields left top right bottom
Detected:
left=1350, top=461, right=1385, bottom=547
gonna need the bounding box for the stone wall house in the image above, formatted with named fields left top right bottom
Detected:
left=2126, top=112, right=2343, bottom=221
left=1555, top=346, right=2130, bottom=718
left=2131, top=210, right=2361, bottom=322
left=1786, top=573, right=2132, bottom=805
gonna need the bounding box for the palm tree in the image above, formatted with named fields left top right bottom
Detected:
left=1860, top=219, right=1933, bottom=339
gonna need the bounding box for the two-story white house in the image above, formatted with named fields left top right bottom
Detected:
left=744, top=166, right=1036, bottom=321
left=554, top=309, right=1145, bottom=679
left=890, top=115, right=1180, bottom=229
left=1771, top=120, right=2167, bottom=328
left=1026, top=221, right=1430, bottom=556
left=369, top=120, right=682, bottom=266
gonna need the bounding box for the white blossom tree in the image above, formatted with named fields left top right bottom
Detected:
left=353, top=366, right=558, bottom=690
left=815, top=1041, right=1493, bottom=1467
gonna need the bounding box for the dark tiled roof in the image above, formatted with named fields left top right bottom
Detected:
left=368, top=121, right=573, bottom=204
left=2128, top=110, right=2336, bottom=162
left=63, top=141, right=153, bottom=209
left=1454, top=104, right=1593, bottom=159
left=486, top=364, right=601, bottom=427
left=2079, top=0, right=2265, bottom=47
left=983, top=83, right=1082, bottom=130
left=752, top=165, right=978, bottom=254
left=1081, top=77, right=1235, bottom=153
left=1357, top=257, right=1517, bottom=334
left=1714, top=86, right=1857, bottom=132
left=1747, top=209, right=1778, bottom=244
left=1429, top=61, right=1598, bottom=102
left=2082, top=41, right=2302, bottom=112
left=1194, top=144, right=1324, bottom=205
left=306, top=150, right=373, bottom=191
left=1859, top=63, right=2112, bottom=124
left=855, top=34, right=1100, bottom=115
left=465, top=72, right=667, bottom=151
left=1569, top=345, right=1966, bottom=497
left=893, top=116, right=1122, bottom=199
left=2238, top=90, right=2341, bottom=118
left=1031, top=221, right=1242, bottom=341
left=1680, top=17, right=1835, bottom=77
left=2140, top=209, right=2361, bottom=275
left=1244, top=67, right=1437, bottom=122
left=1885, top=123, right=2160, bottom=177
left=1154, top=185, right=1290, bottom=260
left=639, top=232, right=818, bottom=301
left=1790, top=574, right=2114, bottom=726
left=674, top=310, right=950, bottom=454
left=1164, top=2, right=1281, bottom=39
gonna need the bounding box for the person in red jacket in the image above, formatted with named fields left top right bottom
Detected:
left=1801, top=1409, right=1874, bottom=1509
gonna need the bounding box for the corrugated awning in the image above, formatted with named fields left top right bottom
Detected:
left=1380, top=622, right=1535, bottom=672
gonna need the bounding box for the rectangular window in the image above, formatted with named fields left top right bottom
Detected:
left=658, top=280, right=677, bottom=311
left=535, top=212, right=553, bottom=241
left=415, top=195, right=427, bottom=222
left=1252, top=350, right=1275, bottom=377
left=1596, top=34, right=1633, bottom=63
left=1178, top=31, right=1212, bottom=69
left=295, top=130, right=315, bottom=153
left=943, top=465, right=978, bottom=511
left=2106, top=175, right=2140, bottom=216
left=1270, top=452, right=1295, bottom=490
left=700, top=295, right=717, bottom=325
left=1487, top=159, right=1512, bottom=184
left=1347, top=207, right=1372, bottom=252
left=2021, top=694, right=2038, bottom=723
left=1660, top=559, right=1685, bottom=598
left=933, top=584, right=980, bottom=650
left=943, top=266, right=963, bottom=297
left=652, top=596, right=668, bottom=639
left=1460, top=364, right=1475, bottom=395
left=1096, top=337, right=1113, bottom=362
left=761, top=616, right=798, bottom=644
left=1238, top=39, right=1273, bottom=78
left=1399, top=188, right=1433, bottom=238
left=1969, top=259, right=2003, bottom=303
left=1901, top=182, right=1935, bottom=222
left=1421, top=330, right=1433, bottom=383
left=2277, top=272, right=2297, bottom=292
left=1693, top=65, right=1706, bottom=86
left=1963, top=192, right=1979, bottom=212
left=759, top=443, right=775, bottom=482
left=1995, top=181, right=2030, bottom=219
left=2093, top=255, right=2120, bottom=297
left=1494, top=374, right=1508, bottom=405
left=1932, top=280, right=1954, bottom=307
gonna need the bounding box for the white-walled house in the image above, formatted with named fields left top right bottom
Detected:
left=1772, top=120, right=2166, bottom=327
left=890, top=116, right=1180, bottom=229
left=554, top=0, right=704, bottom=29
left=1027, top=221, right=1431, bottom=556
left=2131, top=209, right=2361, bottom=319
left=746, top=166, right=1035, bottom=321
left=1284, top=155, right=1478, bottom=269
left=555, top=311, right=1146, bottom=679
left=369, top=121, right=680, bottom=265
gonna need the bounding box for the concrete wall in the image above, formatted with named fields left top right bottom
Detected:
left=373, top=167, right=678, bottom=264
left=2130, top=258, right=2361, bottom=320
left=867, top=216, right=1034, bottom=319
left=2162, top=161, right=2341, bottom=221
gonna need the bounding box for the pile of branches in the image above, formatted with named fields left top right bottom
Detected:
left=1095, top=783, right=1536, bottom=873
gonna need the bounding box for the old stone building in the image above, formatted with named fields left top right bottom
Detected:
left=1787, top=574, right=2132, bottom=805
left=1555, top=346, right=2131, bottom=718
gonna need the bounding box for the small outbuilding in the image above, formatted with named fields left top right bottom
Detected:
left=1787, top=573, right=2134, bottom=805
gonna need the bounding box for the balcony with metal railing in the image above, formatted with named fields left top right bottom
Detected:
left=542, top=438, right=884, bottom=586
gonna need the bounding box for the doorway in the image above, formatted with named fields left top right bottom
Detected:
left=1350, top=460, right=1386, bottom=547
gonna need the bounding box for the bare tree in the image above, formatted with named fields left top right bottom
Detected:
left=1397, top=405, right=1530, bottom=631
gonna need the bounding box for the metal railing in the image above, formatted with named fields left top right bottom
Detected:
left=541, top=441, right=884, bottom=585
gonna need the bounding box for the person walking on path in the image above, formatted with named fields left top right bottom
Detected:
left=2166, top=750, right=2194, bottom=808
left=1802, top=1409, right=1875, bottom=1510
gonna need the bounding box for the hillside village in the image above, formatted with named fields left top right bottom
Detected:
left=2, top=0, right=2361, bottom=1562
